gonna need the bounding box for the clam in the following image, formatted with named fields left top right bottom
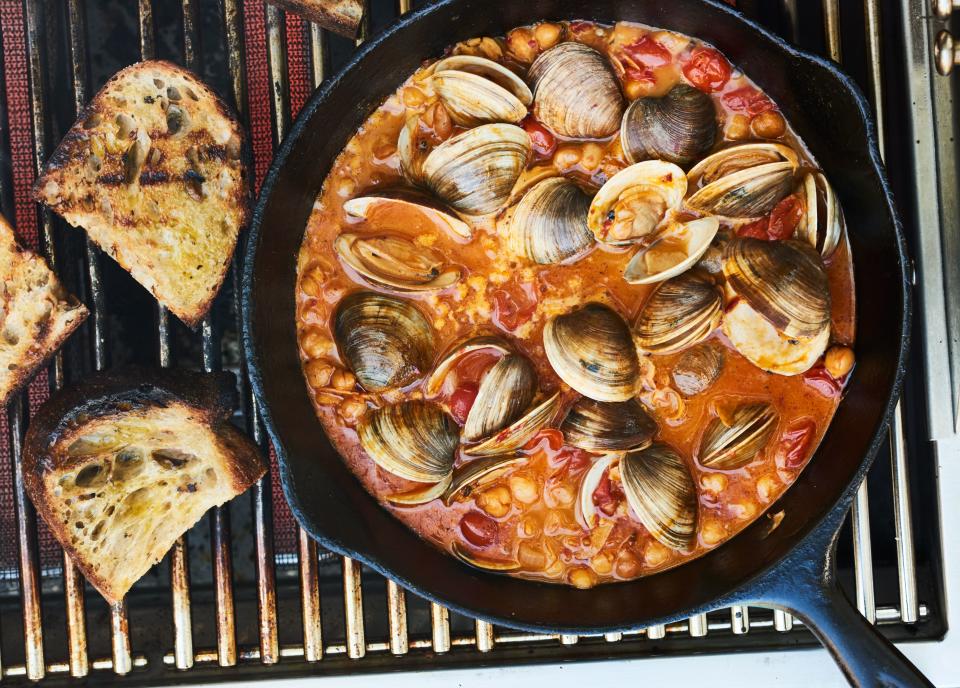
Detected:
left=543, top=303, right=639, bottom=402
left=622, top=217, right=719, bottom=284
left=333, top=291, right=434, bottom=391
left=671, top=343, right=724, bottom=397
left=578, top=453, right=617, bottom=528
left=431, top=55, right=532, bottom=126
left=465, top=392, right=562, bottom=457
left=342, top=188, right=472, bottom=239
left=385, top=473, right=452, bottom=506
left=620, top=84, right=717, bottom=167
left=686, top=143, right=800, bottom=219
left=443, top=454, right=527, bottom=504
left=621, top=444, right=697, bottom=551
left=508, top=177, right=594, bottom=264
left=587, top=160, right=687, bottom=245
left=334, top=233, right=461, bottom=292
left=561, top=397, right=657, bottom=453
left=452, top=541, right=520, bottom=572
left=529, top=42, right=624, bottom=138
left=634, top=270, right=722, bottom=354
left=795, top=172, right=842, bottom=258
left=420, top=123, right=531, bottom=215
left=723, top=298, right=830, bottom=376
left=424, top=336, right=511, bottom=396
left=462, top=354, right=537, bottom=442
left=723, top=238, right=831, bottom=340
left=358, top=401, right=458, bottom=483
left=698, top=402, right=779, bottom=470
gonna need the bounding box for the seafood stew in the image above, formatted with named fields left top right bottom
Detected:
left=294, top=19, right=855, bottom=588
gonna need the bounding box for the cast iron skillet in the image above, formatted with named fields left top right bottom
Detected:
left=242, top=1, right=929, bottom=685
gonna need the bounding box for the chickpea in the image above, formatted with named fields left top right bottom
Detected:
left=700, top=519, right=726, bottom=546
left=519, top=514, right=542, bottom=538
left=825, top=344, right=855, bottom=379
left=509, top=475, right=539, bottom=504
left=729, top=501, right=758, bottom=521
left=568, top=567, right=598, bottom=589
left=579, top=143, right=604, bottom=172
left=751, top=110, right=786, bottom=139
left=299, top=267, right=325, bottom=299
left=590, top=551, right=614, bottom=575
left=506, top=27, right=538, bottom=64
left=544, top=556, right=565, bottom=578
left=402, top=86, right=426, bottom=109
left=331, top=369, right=356, bottom=392
left=336, top=177, right=357, bottom=198
left=643, top=541, right=670, bottom=568
left=338, top=398, right=367, bottom=424
left=546, top=482, right=575, bottom=508
left=615, top=550, right=641, bottom=579
left=700, top=472, right=728, bottom=494
left=477, top=486, right=511, bottom=518
left=477, top=37, right=503, bottom=60
left=756, top=475, right=779, bottom=503
left=543, top=510, right=567, bottom=535
left=623, top=78, right=657, bottom=101
left=553, top=145, right=582, bottom=171
left=534, top=23, right=563, bottom=50
left=518, top=540, right=548, bottom=569
left=726, top=113, right=751, bottom=140
left=300, top=328, right=332, bottom=359
left=304, top=359, right=335, bottom=389
left=314, top=392, right=341, bottom=406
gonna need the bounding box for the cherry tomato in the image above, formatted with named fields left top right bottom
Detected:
left=803, top=365, right=843, bottom=398
left=767, top=194, right=805, bottom=240
left=682, top=48, right=732, bottom=92
left=722, top=86, right=775, bottom=116
left=737, top=219, right=769, bottom=240
left=521, top=115, right=557, bottom=159
left=448, top=382, right=479, bottom=425
left=569, top=20, right=592, bottom=33
left=625, top=66, right=656, bottom=84
left=776, top=418, right=817, bottom=470
left=592, top=469, right=625, bottom=516
left=624, top=35, right=672, bottom=67
left=459, top=511, right=498, bottom=547
left=492, top=283, right=538, bottom=332
left=523, top=428, right=565, bottom=453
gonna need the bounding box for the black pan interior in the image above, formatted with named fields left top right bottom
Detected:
left=243, top=0, right=909, bottom=633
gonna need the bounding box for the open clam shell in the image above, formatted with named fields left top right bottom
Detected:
left=462, top=353, right=537, bottom=442
left=422, top=123, right=531, bottom=215
left=443, top=454, right=527, bottom=504
left=431, top=55, right=532, bottom=126
left=343, top=188, right=472, bottom=239
left=529, top=42, right=624, bottom=139
left=451, top=541, right=520, bottom=572
left=587, top=160, right=687, bottom=245
left=578, top=453, right=617, bottom=528
left=334, top=233, right=461, bottom=292
left=561, top=397, right=657, bottom=453
left=723, top=237, right=831, bottom=340
left=623, top=216, right=719, bottom=284
left=358, top=400, right=458, bottom=483
left=333, top=291, right=434, bottom=391
left=464, top=392, right=562, bottom=457
left=722, top=298, right=829, bottom=375
left=508, top=177, right=594, bottom=264
left=543, top=303, right=640, bottom=402
left=698, top=402, right=779, bottom=471
left=621, top=443, right=697, bottom=551
left=686, top=143, right=800, bottom=219
left=385, top=472, right=453, bottom=506
left=634, top=270, right=722, bottom=354
left=620, top=84, right=717, bottom=167
left=424, top=336, right=511, bottom=397
left=796, top=172, right=842, bottom=259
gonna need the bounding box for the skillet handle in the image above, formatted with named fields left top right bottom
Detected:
left=778, top=579, right=933, bottom=688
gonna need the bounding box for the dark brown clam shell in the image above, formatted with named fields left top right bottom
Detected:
left=621, top=443, right=698, bottom=551
left=561, top=397, right=657, bottom=452
left=620, top=84, right=717, bottom=168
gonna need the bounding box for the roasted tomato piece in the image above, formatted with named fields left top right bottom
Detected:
left=523, top=428, right=565, bottom=453
left=737, top=219, right=769, bottom=240
left=767, top=194, right=805, bottom=240
left=521, top=115, right=557, bottom=159
left=624, top=35, right=672, bottom=67
left=776, top=418, right=817, bottom=470
left=803, top=365, right=843, bottom=398
left=448, top=382, right=480, bottom=425
left=460, top=511, right=498, bottom=547
left=722, top=86, right=775, bottom=116
left=592, top=469, right=625, bottom=516
left=492, top=282, right=538, bottom=332
left=682, top=47, right=732, bottom=92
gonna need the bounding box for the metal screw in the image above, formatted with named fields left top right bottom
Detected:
left=935, top=30, right=960, bottom=75
left=933, top=0, right=960, bottom=19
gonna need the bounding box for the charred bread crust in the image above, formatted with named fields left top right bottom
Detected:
left=32, top=60, right=250, bottom=328
left=22, top=367, right=265, bottom=602
left=265, top=0, right=362, bottom=37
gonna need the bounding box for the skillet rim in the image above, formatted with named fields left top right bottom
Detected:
left=241, top=0, right=911, bottom=633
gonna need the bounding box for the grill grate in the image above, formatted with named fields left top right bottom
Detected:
left=0, top=0, right=947, bottom=684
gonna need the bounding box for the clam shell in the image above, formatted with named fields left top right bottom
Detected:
left=529, top=42, right=624, bottom=138
left=578, top=453, right=617, bottom=528
left=358, top=401, right=458, bottom=483
left=385, top=472, right=453, bottom=506
left=722, top=298, right=829, bottom=375
left=698, top=402, right=779, bottom=470
left=343, top=188, right=472, bottom=239
left=561, top=397, right=657, bottom=453
left=443, top=454, right=527, bottom=504
left=621, top=444, right=697, bottom=551
left=424, top=336, right=511, bottom=397
left=464, top=392, right=562, bottom=457
left=463, top=353, right=537, bottom=442
left=422, top=123, right=531, bottom=215
left=334, top=292, right=434, bottom=391
left=452, top=541, right=520, bottom=572
left=620, top=84, right=717, bottom=167
left=397, top=115, right=428, bottom=184
left=686, top=143, right=800, bottom=219
left=587, top=160, right=687, bottom=245
left=432, top=55, right=532, bottom=126
left=508, top=177, right=594, bottom=264
left=671, top=343, right=724, bottom=397
left=622, top=216, right=719, bottom=284
left=796, top=172, right=842, bottom=258
left=723, top=238, right=831, bottom=340
left=543, top=303, right=639, bottom=402
left=634, top=270, right=722, bottom=354
left=334, top=233, right=461, bottom=292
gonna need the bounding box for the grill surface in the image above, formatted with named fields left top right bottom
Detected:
left=0, top=0, right=948, bottom=683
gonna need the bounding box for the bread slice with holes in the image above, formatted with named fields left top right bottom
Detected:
left=23, top=368, right=265, bottom=603
left=265, top=0, right=363, bottom=37
left=0, top=214, right=87, bottom=406
left=33, top=60, right=248, bottom=327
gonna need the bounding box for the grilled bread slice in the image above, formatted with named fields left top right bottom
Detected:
left=265, top=0, right=362, bottom=37
left=23, top=368, right=265, bottom=603
left=0, top=214, right=87, bottom=406
left=33, top=61, right=248, bottom=327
